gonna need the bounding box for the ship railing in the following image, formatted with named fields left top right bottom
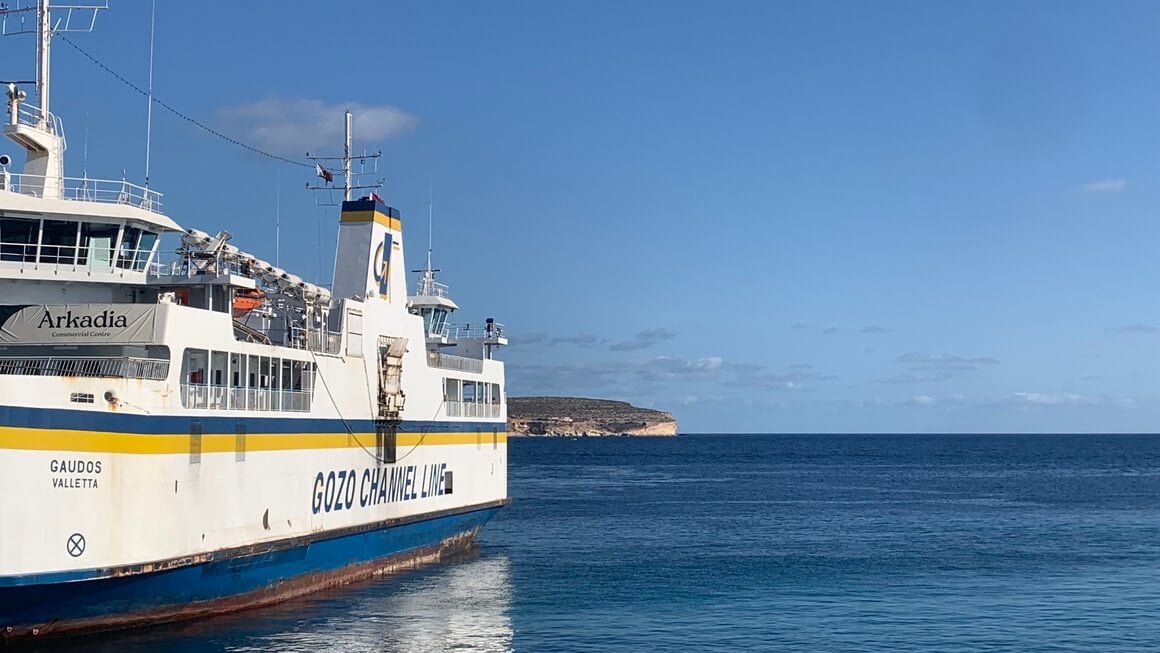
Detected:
left=0, top=241, right=156, bottom=273
left=11, top=102, right=65, bottom=142
left=0, top=171, right=164, bottom=212
left=427, top=351, right=484, bottom=374
left=180, top=383, right=313, bottom=412
left=447, top=322, right=505, bottom=339
left=414, top=277, right=451, bottom=298
left=445, top=400, right=503, bottom=418
left=0, top=356, right=169, bottom=380
left=286, top=329, right=343, bottom=355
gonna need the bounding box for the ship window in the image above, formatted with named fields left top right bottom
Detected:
left=117, top=225, right=139, bottom=269
left=491, top=383, right=501, bottom=404
left=210, top=351, right=227, bottom=386
left=259, top=356, right=271, bottom=389
left=463, top=381, right=477, bottom=403
left=290, top=360, right=303, bottom=391
left=182, top=348, right=209, bottom=385
left=0, top=217, right=38, bottom=262
left=39, top=220, right=79, bottom=265
left=270, top=357, right=281, bottom=392
left=444, top=378, right=461, bottom=402
left=299, top=362, right=313, bottom=395
left=116, top=228, right=159, bottom=271
left=136, top=231, right=158, bottom=270
left=78, top=222, right=119, bottom=268
left=231, top=354, right=245, bottom=387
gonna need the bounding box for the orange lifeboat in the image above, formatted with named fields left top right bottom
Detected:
left=232, top=288, right=264, bottom=318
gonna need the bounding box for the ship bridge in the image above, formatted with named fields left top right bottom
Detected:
left=408, top=267, right=458, bottom=348
left=0, top=79, right=181, bottom=292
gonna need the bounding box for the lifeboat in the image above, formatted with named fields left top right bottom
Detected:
left=232, top=288, right=264, bottom=318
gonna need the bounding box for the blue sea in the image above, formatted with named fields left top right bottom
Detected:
left=37, top=434, right=1160, bottom=652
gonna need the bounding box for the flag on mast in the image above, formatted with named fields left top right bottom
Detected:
left=315, top=163, right=334, bottom=184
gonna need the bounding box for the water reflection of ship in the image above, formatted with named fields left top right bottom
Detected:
left=252, top=553, right=514, bottom=653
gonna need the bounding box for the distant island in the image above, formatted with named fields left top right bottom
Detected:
left=507, top=396, right=678, bottom=437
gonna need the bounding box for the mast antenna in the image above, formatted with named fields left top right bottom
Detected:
left=275, top=169, right=281, bottom=267
left=343, top=110, right=352, bottom=202
left=306, top=110, right=383, bottom=207
left=0, top=1, right=108, bottom=121
left=427, top=178, right=434, bottom=271
left=143, top=0, right=156, bottom=189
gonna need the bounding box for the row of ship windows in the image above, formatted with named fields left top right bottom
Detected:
left=0, top=217, right=158, bottom=270
left=180, top=348, right=316, bottom=412
left=444, top=377, right=502, bottom=404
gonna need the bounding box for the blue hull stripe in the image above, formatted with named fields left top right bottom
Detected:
left=0, top=505, right=501, bottom=627
left=0, top=405, right=499, bottom=435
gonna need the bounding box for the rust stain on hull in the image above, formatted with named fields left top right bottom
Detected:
left=1, top=526, right=483, bottom=647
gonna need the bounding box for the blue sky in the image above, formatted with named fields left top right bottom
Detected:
left=4, top=0, right=1160, bottom=432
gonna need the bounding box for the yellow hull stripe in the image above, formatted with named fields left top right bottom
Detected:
left=0, top=428, right=506, bottom=455
left=339, top=210, right=403, bottom=231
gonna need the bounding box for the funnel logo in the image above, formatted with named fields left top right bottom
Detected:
left=372, top=233, right=392, bottom=297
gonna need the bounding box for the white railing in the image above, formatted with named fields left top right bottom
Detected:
left=414, top=276, right=452, bottom=298
left=445, top=401, right=503, bottom=418
left=0, top=356, right=169, bottom=380
left=286, top=329, right=343, bottom=355
left=11, top=103, right=65, bottom=144
left=427, top=351, right=484, bottom=374
left=1, top=172, right=163, bottom=211
left=0, top=242, right=156, bottom=273
left=180, top=383, right=313, bottom=412
left=447, top=322, right=505, bottom=339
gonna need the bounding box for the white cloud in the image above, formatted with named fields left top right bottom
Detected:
left=216, top=98, right=417, bottom=157
left=1083, top=179, right=1127, bottom=193
left=1005, top=392, right=1095, bottom=405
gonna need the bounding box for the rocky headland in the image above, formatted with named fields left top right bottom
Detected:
left=507, top=396, right=678, bottom=437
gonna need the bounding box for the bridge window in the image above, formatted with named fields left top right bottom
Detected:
left=40, top=220, right=79, bottom=265
left=0, top=217, right=38, bottom=262
left=117, top=226, right=159, bottom=271
left=78, top=222, right=119, bottom=268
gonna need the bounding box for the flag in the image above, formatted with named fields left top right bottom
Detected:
left=371, top=191, right=384, bottom=204
left=315, top=163, right=333, bottom=184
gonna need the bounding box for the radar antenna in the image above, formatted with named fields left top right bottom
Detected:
left=1, top=0, right=107, bottom=123
left=306, top=109, right=384, bottom=207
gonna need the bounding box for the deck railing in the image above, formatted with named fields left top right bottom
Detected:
left=180, top=383, right=313, bottom=412
left=0, top=242, right=156, bottom=273
left=0, top=171, right=163, bottom=212
left=447, top=322, right=505, bottom=339
left=427, top=351, right=484, bottom=374
left=444, top=400, right=503, bottom=418
left=0, top=356, right=169, bottom=380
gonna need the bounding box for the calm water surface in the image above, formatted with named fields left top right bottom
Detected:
left=33, top=434, right=1160, bottom=652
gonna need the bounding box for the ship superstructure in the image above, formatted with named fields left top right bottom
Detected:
left=0, top=1, right=508, bottom=642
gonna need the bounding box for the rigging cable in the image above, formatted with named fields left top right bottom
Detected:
left=308, top=345, right=439, bottom=466
left=59, top=35, right=312, bottom=169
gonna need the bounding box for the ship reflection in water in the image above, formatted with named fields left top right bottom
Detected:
left=46, top=551, right=513, bottom=653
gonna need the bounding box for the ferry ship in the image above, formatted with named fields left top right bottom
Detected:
left=0, top=1, right=508, bottom=642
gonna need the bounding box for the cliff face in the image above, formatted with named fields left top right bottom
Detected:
left=507, top=396, right=678, bottom=437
